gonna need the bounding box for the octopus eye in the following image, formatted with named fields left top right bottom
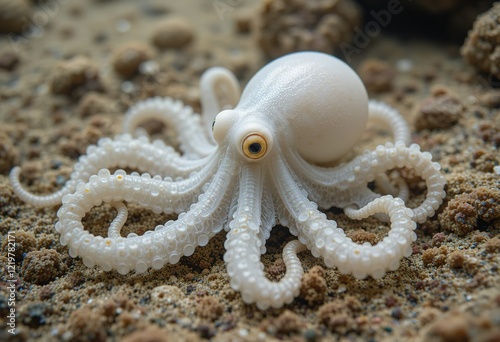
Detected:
left=242, top=134, right=267, bottom=159
left=212, top=119, right=216, bottom=131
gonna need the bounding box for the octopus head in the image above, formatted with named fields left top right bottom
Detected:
left=212, top=52, right=369, bottom=165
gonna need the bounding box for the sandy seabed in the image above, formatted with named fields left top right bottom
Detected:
left=0, top=0, right=499, bottom=341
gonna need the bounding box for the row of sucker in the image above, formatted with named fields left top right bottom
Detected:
left=287, top=141, right=446, bottom=223
left=9, top=134, right=212, bottom=208
left=273, top=155, right=416, bottom=280
left=123, top=97, right=216, bottom=157
left=54, top=151, right=237, bottom=275
left=224, top=163, right=306, bottom=310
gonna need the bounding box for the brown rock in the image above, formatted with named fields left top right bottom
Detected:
left=485, top=237, right=500, bottom=253
left=257, top=0, right=362, bottom=58
left=261, top=310, right=305, bottom=336
left=317, top=297, right=361, bottom=333
left=424, top=310, right=498, bottom=342
left=196, top=296, right=223, bottom=322
left=151, top=17, right=194, bottom=49
left=448, top=250, right=465, bottom=269
left=415, top=87, right=463, bottom=130
left=50, top=56, right=103, bottom=98
left=422, top=246, right=449, bottom=267
left=234, top=9, right=253, bottom=34
left=471, top=148, right=498, bottom=173
left=21, top=249, right=68, bottom=285
left=76, top=92, right=116, bottom=118
left=439, top=187, right=500, bottom=236
left=462, top=3, right=500, bottom=80
left=425, top=312, right=470, bottom=342
left=348, top=229, right=380, bottom=245
left=65, top=306, right=107, bottom=342
left=0, top=52, right=20, bottom=71
left=112, top=42, right=155, bottom=78
left=300, top=266, right=327, bottom=305
left=358, top=59, right=395, bottom=93
left=0, top=0, right=31, bottom=34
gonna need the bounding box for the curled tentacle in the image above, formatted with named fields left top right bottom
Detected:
left=107, top=201, right=128, bottom=238
left=123, top=97, right=215, bottom=157
left=273, top=156, right=416, bottom=279
left=199, top=67, right=240, bottom=141
left=56, top=152, right=236, bottom=274
left=10, top=166, right=75, bottom=208
left=224, top=163, right=306, bottom=310
left=374, top=173, right=409, bottom=202
left=368, top=100, right=411, bottom=145
left=368, top=100, right=412, bottom=199
left=10, top=134, right=212, bottom=208
left=285, top=142, right=446, bottom=223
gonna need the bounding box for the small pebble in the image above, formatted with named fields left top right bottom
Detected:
left=21, top=249, right=68, bottom=285
left=49, top=56, right=103, bottom=97
left=358, top=59, right=395, bottom=93
left=415, top=89, right=462, bottom=130
left=234, top=9, right=253, bottom=34
left=0, top=51, right=20, bottom=71
left=391, top=307, right=404, bottom=320
left=0, top=0, right=32, bottom=34
left=196, top=296, right=223, bottom=322
left=151, top=17, right=194, bottom=49
left=111, top=42, right=155, bottom=78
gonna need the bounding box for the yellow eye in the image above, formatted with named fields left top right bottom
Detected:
left=242, top=134, right=267, bottom=159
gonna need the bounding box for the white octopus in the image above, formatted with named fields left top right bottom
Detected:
left=11, top=52, right=446, bottom=310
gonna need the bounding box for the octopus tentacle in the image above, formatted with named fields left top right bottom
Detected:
left=80, top=153, right=220, bottom=215
left=199, top=67, right=240, bottom=141
left=107, top=201, right=128, bottom=238
left=285, top=142, right=445, bottom=222
left=274, top=156, right=416, bottom=279
left=10, top=166, right=71, bottom=208
left=368, top=100, right=411, bottom=197
left=372, top=172, right=410, bottom=205
left=55, top=152, right=237, bottom=275
left=258, top=178, right=276, bottom=254
left=363, top=142, right=445, bottom=222
left=368, top=100, right=411, bottom=145
left=123, top=97, right=215, bottom=157
left=224, top=163, right=306, bottom=310
left=347, top=178, right=410, bottom=223
left=10, top=134, right=212, bottom=208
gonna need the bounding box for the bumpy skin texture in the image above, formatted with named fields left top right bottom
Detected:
left=10, top=52, right=446, bottom=310
left=461, top=3, right=500, bottom=79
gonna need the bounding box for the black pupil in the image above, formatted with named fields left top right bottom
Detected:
left=249, top=143, right=261, bottom=154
